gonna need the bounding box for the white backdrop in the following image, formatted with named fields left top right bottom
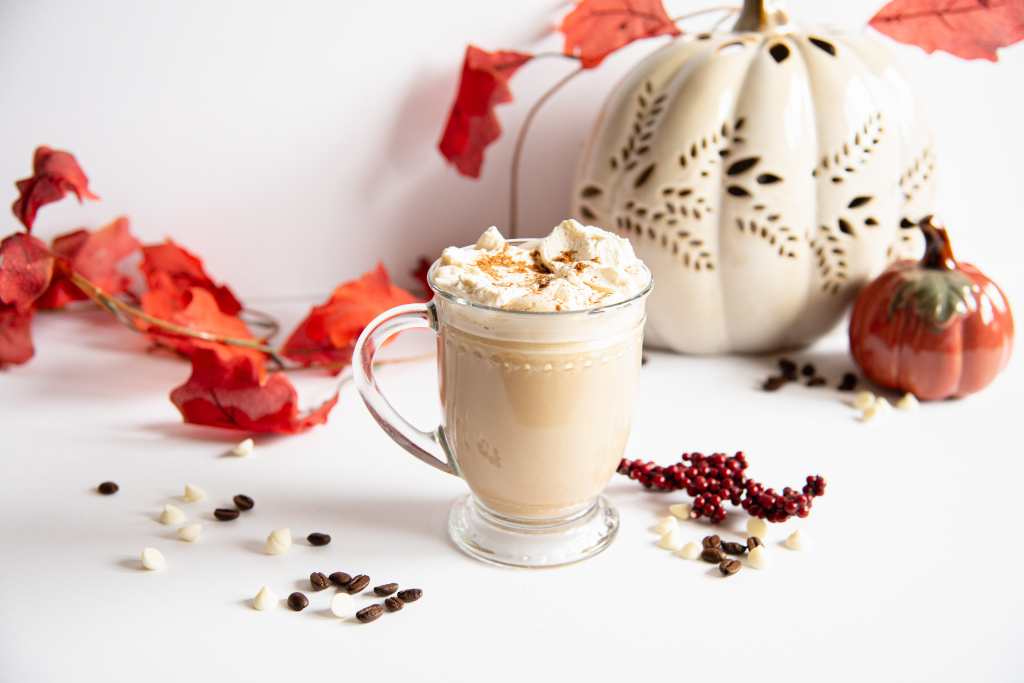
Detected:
left=2, top=4, right=1024, bottom=681
left=1, top=0, right=1022, bottom=301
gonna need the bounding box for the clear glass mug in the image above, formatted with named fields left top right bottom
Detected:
left=353, top=243, right=652, bottom=568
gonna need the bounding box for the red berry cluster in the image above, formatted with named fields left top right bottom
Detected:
left=616, top=451, right=826, bottom=524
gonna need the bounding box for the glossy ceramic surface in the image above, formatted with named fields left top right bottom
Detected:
left=849, top=221, right=1014, bottom=400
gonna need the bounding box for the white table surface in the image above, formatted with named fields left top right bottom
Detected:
left=2, top=297, right=1022, bottom=683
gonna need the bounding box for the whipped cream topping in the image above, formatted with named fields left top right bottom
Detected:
left=431, top=220, right=650, bottom=312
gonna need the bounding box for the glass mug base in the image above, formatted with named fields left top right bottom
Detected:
left=447, top=494, right=619, bottom=568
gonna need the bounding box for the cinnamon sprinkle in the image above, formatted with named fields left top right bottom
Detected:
left=553, top=249, right=577, bottom=264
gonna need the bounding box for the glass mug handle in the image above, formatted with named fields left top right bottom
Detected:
left=353, top=302, right=457, bottom=477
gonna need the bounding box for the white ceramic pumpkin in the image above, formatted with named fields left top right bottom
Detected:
left=572, top=0, right=936, bottom=354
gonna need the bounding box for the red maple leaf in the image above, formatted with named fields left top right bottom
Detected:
left=438, top=46, right=534, bottom=178
left=411, top=256, right=432, bottom=300
left=140, top=240, right=242, bottom=315
left=11, top=146, right=100, bottom=231
left=0, top=233, right=55, bottom=312
left=170, top=346, right=338, bottom=434
left=36, top=216, right=141, bottom=309
left=870, top=0, right=1024, bottom=61
left=282, top=263, right=417, bottom=372
left=0, top=305, right=36, bottom=366
left=560, top=0, right=681, bottom=68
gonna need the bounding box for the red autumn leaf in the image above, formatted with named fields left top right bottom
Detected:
left=411, top=256, right=432, bottom=300
left=282, top=263, right=417, bottom=372
left=170, top=346, right=338, bottom=434
left=0, top=304, right=35, bottom=366
left=141, top=282, right=261, bottom=361
left=438, top=45, right=533, bottom=178
left=140, top=240, right=242, bottom=315
left=560, top=0, right=681, bottom=68
left=0, top=233, right=54, bottom=312
left=870, top=0, right=1024, bottom=61
left=12, top=146, right=100, bottom=231
left=36, top=216, right=141, bottom=309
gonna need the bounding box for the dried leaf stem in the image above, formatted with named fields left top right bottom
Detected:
left=506, top=5, right=740, bottom=237
left=66, top=270, right=433, bottom=373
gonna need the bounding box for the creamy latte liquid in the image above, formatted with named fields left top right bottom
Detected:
left=439, top=322, right=643, bottom=520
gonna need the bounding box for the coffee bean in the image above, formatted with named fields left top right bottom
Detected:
left=801, top=363, right=816, bottom=377
left=287, top=592, right=309, bottom=611
left=838, top=372, right=858, bottom=392
left=97, top=481, right=119, bottom=495
left=214, top=508, right=240, bottom=521
left=747, top=536, right=763, bottom=550
left=310, top=572, right=330, bottom=591
left=806, top=376, right=827, bottom=387
left=719, top=559, right=742, bottom=576
left=328, top=571, right=351, bottom=588
left=762, top=375, right=787, bottom=392
left=702, top=535, right=721, bottom=549
left=778, top=358, right=798, bottom=380
left=346, top=574, right=370, bottom=594
left=721, top=541, right=748, bottom=556
left=700, top=547, right=725, bottom=564
left=397, top=588, right=422, bottom=603
left=307, top=532, right=331, bottom=546
left=384, top=597, right=404, bottom=612
left=232, top=494, right=254, bottom=511
left=374, top=582, right=398, bottom=597
left=356, top=604, right=384, bottom=623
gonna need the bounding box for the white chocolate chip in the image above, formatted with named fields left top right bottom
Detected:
left=747, top=545, right=767, bottom=569
left=330, top=592, right=355, bottom=618
left=231, top=438, right=255, bottom=457
left=253, top=586, right=277, bottom=611
left=264, top=528, right=292, bottom=555
left=668, top=503, right=692, bottom=520
left=676, top=541, right=701, bottom=560
left=657, top=528, right=685, bottom=551
left=183, top=483, right=206, bottom=502
left=784, top=529, right=803, bottom=550
left=852, top=391, right=876, bottom=411
left=159, top=504, right=186, bottom=526
left=896, top=393, right=919, bottom=410
left=746, top=517, right=768, bottom=540
left=141, top=547, right=166, bottom=571
left=177, top=523, right=202, bottom=542
left=653, top=515, right=678, bottom=535
left=861, top=396, right=892, bottom=422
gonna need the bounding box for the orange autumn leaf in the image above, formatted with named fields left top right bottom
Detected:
left=870, top=0, right=1024, bottom=61
left=141, top=281, right=263, bottom=364
left=282, top=263, right=417, bottom=372
left=438, top=46, right=534, bottom=178
left=36, top=216, right=141, bottom=309
left=560, top=0, right=681, bottom=68
left=170, top=346, right=338, bottom=434
left=12, top=146, right=99, bottom=231
left=140, top=240, right=242, bottom=315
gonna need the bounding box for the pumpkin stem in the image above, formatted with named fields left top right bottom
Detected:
left=733, top=0, right=790, bottom=31
left=918, top=215, right=958, bottom=271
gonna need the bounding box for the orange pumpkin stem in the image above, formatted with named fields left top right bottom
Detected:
left=918, top=215, right=958, bottom=271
